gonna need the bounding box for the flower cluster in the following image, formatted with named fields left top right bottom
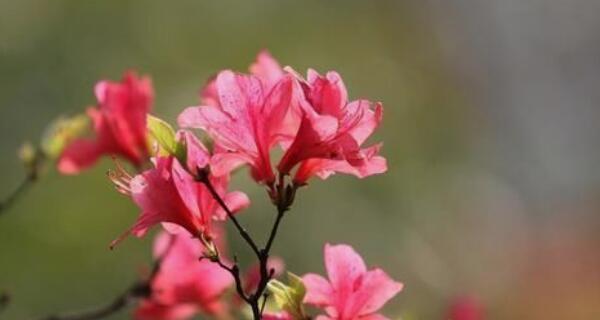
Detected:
left=56, top=51, right=400, bottom=320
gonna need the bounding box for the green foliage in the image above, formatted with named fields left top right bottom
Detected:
left=147, top=114, right=186, bottom=162
left=267, top=272, right=308, bottom=320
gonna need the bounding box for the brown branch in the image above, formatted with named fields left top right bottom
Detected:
left=0, top=291, right=10, bottom=315
left=37, top=235, right=176, bottom=320
left=211, top=255, right=251, bottom=304
left=200, top=171, right=296, bottom=320
left=0, top=176, right=35, bottom=216
left=198, top=173, right=260, bottom=256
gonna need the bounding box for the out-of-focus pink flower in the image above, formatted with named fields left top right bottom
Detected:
left=178, top=70, right=296, bottom=184
left=58, top=71, right=153, bottom=174
left=110, top=131, right=249, bottom=247
left=447, top=296, right=485, bottom=320
left=134, top=301, right=197, bottom=320
left=278, top=69, right=386, bottom=184
left=134, top=231, right=233, bottom=320
left=303, top=244, right=403, bottom=320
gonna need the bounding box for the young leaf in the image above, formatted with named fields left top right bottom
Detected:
left=267, top=272, right=308, bottom=320
left=147, top=115, right=178, bottom=156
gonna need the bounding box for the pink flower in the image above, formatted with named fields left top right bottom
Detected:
left=277, top=69, right=386, bottom=184
left=135, top=301, right=197, bottom=320
left=303, top=244, right=403, bottom=320
left=134, top=231, right=233, bottom=320
left=110, top=130, right=249, bottom=247
left=178, top=70, right=296, bottom=184
left=201, top=50, right=285, bottom=107
left=58, top=71, right=153, bottom=174
left=249, top=50, right=286, bottom=92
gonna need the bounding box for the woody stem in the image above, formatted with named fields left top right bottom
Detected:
left=0, top=292, right=10, bottom=315
left=36, top=235, right=176, bottom=320
left=201, top=174, right=293, bottom=320
left=0, top=175, right=35, bottom=216
left=199, top=177, right=261, bottom=256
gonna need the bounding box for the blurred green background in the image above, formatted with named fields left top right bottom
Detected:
left=1, top=1, right=600, bottom=319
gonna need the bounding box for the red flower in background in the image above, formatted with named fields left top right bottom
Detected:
left=303, top=244, right=403, bottom=320
left=110, top=131, right=249, bottom=247
left=135, top=231, right=233, bottom=320
left=58, top=71, right=153, bottom=174
left=278, top=69, right=386, bottom=184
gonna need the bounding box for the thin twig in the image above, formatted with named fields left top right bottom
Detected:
left=37, top=235, right=176, bottom=320
left=260, top=293, right=269, bottom=315
left=199, top=175, right=260, bottom=256
left=0, top=291, right=10, bottom=315
left=201, top=171, right=295, bottom=320
left=0, top=176, right=34, bottom=216
left=212, top=255, right=251, bottom=304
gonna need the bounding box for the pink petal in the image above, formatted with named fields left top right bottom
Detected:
left=214, top=191, right=250, bottom=220
left=210, top=152, right=254, bottom=177
left=358, top=314, right=390, bottom=320
left=200, top=75, right=219, bottom=106
left=293, top=144, right=387, bottom=183
left=262, top=75, right=296, bottom=142
left=277, top=111, right=339, bottom=174
left=177, top=130, right=210, bottom=175
left=178, top=105, right=254, bottom=153
left=171, top=161, right=202, bottom=220
left=305, top=70, right=348, bottom=117
left=347, top=269, right=403, bottom=316
left=324, top=244, right=367, bottom=307
left=149, top=232, right=233, bottom=316
left=249, top=50, right=284, bottom=91
left=345, top=101, right=383, bottom=145
left=302, top=273, right=333, bottom=307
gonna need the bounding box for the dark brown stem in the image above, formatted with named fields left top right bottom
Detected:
left=0, top=291, right=10, bottom=314
left=38, top=291, right=132, bottom=320
left=37, top=235, right=176, bottom=320
left=201, top=172, right=295, bottom=320
left=0, top=176, right=34, bottom=216
left=199, top=175, right=260, bottom=256
left=213, top=256, right=251, bottom=304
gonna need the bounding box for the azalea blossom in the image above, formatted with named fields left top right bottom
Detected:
left=109, top=130, right=249, bottom=247
left=178, top=69, right=296, bottom=184
left=134, top=231, right=233, bottom=320
left=58, top=71, right=153, bottom=174
left=302, top=244, right=403, bottom=320
left=248, top=50, right=286, bottom=93
left=278, top=69, right=386, bottom=184
left=201, top=50, right=285, bottom=108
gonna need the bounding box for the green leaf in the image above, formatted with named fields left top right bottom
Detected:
left=148, top=115, right=181, bottom=155
left=267, top=272, right=308, bottom=320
